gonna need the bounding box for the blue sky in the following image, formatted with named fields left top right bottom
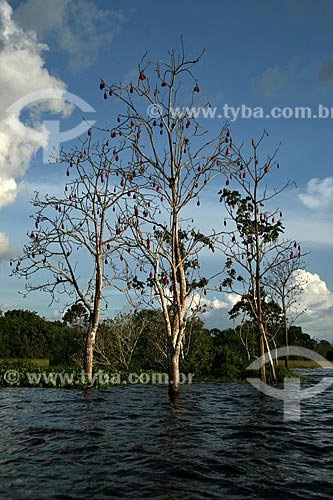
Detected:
left=0, top=0, right=332, bottom=339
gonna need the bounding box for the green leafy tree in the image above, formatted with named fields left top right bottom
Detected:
left=218, top=132, right=299, bottom=382
left=0, top=309, right=83, bottom=365
left=210, top=328, right=249, bottom=380
left=131, top=309, right=168, bottom=371
left=180, top=317, right=214, bottom=377
left=0, top=310, right=48, bottom=359
left=63, top=303, right=89, bottom=331
left=229, top=289, right=284, bottom=364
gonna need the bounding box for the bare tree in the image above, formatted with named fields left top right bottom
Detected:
left=11, top=139, right=134, bottom=382
left=94, top=311, right=151, bottom=370
left=263, top=251, right=308, bottom=368
left=97, top=41, right=238, bottom=398
left=218, top=131, right=299, bottom=382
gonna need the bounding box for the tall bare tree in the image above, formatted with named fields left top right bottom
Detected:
left=11, top=138, right=134, bottom=382
left=263, top=251, right=308, bottom=368
left=97, top=42, right=237, bottom=398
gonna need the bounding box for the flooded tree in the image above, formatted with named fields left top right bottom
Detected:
left=97, top=41, right=238, bottom=398
left=10, top=139, right=135, bottom=383
left=263, top=251, right=308, bottom=368
left=218, top=132, right=301, bottom=382
left=12, top=42, right=244, bottom=396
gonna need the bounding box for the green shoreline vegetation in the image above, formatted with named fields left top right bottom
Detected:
left=0, top=309, right=332, bottom=388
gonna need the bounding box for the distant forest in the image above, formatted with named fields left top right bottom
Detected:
left=1, top=308, right=332, bottom=381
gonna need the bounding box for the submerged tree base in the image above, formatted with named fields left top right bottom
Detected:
left=168, top=384, right=180, bottom=403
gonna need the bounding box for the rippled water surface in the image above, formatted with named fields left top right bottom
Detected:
left=1, top=369, right=333, bottom=499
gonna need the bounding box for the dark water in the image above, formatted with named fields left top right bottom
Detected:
left=1, top=369, right=333, bottom=499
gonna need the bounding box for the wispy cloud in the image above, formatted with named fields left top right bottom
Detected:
left=279, top=177, right=333, bottom=247
left=13, top=0, right=125, bottom=72
left=298, top=177, right=333, bottom=213
left=253, top=61, right=310, bottom=99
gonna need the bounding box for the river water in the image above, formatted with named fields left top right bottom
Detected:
left=0, top=369, right=333, bottom=499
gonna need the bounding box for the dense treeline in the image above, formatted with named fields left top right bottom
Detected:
left=0, top=308, right=332, bottom=381
left=0, top=309, right=81, bottom=366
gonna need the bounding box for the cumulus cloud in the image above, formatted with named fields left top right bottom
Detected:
left=13, top=0, right=124, bottom=72
left=294, top=270, right=333, bottom=340
left=0, top=232, right=16, bottom=260
left=298, top=177, right=333, bottom=213
left=195, top=292, right=240, bottom=331
left=0, top=0, right=71, bottom=208
left=295, top=270, right=333, bottom=315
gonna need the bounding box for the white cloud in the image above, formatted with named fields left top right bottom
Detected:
left=295, top=270, right=333, bottom=314
left=51, top=309, right=62, bottom=319
left=298, top=177, right=333, bottom=213
left=289, top=270, right=333, bottom=340
left=13, top=0, right=124, bottom=72
left=0, top=176, right=17, bottom=207
left=0, top=232, right=16, bottom=260
left=0, top=0, right=70, bottom=208
left=206, top=294, right=240, bottom=311
left=196, top=292, right=240, bottom=330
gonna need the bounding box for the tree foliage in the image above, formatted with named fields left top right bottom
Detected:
left=217, top=132, right=304, bottom=381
